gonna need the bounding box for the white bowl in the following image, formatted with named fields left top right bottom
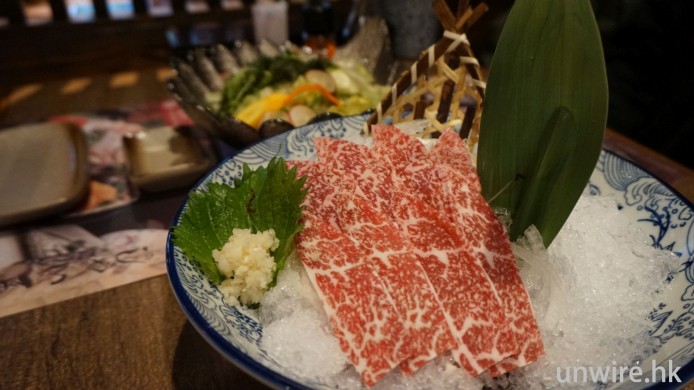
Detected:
left=166, top=114, right=694, bottom=389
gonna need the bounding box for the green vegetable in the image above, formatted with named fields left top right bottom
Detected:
left=173, top=157, right=308, bottom=285
left=327, top=96, right=372, bottom=116
left=330, top=62, right=389, bottom=107
left=477, top=0, right=608, bottom=246
left=218, top=53, right=331, bottom=117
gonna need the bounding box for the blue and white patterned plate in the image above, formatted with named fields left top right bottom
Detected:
left=166, top=114, right=694, bottom=389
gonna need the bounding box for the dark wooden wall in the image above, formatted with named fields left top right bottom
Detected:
left=0, top=0, right=351, bottom=86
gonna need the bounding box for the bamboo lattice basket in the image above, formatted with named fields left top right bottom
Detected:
left=365, top=0, right=488, bottom=148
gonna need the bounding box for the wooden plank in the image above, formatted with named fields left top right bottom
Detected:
left=49, top=0, right=69, bottom=22
left=0, top=0, right=349, bottom=82
left=604, top=129, right=694, bottom=202
left=0, top=276, right=272, bottom=389
left=0, top=0, right=25, bottom=26
left=0, top=7, right=254, bottom=78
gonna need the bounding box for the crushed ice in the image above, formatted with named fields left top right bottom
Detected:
left=258, top=193, right=681, bottom=389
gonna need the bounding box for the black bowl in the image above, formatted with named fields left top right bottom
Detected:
left=166, top=18, right=394, bottom=149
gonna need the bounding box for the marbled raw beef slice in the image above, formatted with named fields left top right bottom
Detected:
left=287, top=161, right=418, bottom=384
left=371, top=125, right=431, bottom=171
left=368, top=127, right=527, bottom=366
left=286, top=160, right=356, bottom=228
left=334, top=190, right=456, bottom=375
left=372, top=126, right=432, bottom=194
left=314, top=137, right=394, bottom=213
left=434, top=165, right=544, bottom=374
left=296, top=214, right=409, bottom=386
left=375, top=129, right=523, bottom=365
left=359, top=126, right=524, bottom=371
left=388, top=190, right=508, bottom=375
left=315, top=138, right=463, bottom=373
left=429, top=129, right=481, bottom=192
left=380, top=150, right=519, bottom=367
left=314, top=137, right=371, bottom=173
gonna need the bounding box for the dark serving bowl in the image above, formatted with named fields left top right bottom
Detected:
left=166, top=18, right=393, bottom=150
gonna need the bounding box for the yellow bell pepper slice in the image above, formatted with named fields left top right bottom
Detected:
left=235, top=93, right=290, bottom=128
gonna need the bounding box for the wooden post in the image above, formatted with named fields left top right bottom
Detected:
left=133, top=0, right=148, bottom=16
left=460, top=104, right=477, bottom=138
left=436, top=79, right=455, bottom=124
left=93, top=0, right=109, bottom=20
left=49, top=0, right=69, bottom=22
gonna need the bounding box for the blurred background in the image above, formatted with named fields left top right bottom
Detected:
left=0, top=0, right=691, bottom=168
left=473, top=0, right=694, bottom=169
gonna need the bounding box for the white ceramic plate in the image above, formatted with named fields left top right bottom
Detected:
left=0, top=122, right=89, bottom=228
left=166, top=114, right=694, bottom=389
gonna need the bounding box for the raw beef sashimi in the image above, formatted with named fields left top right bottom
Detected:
left=296, top=214, right=409, bottom=386
left=334, top=190, right=457, bottom=374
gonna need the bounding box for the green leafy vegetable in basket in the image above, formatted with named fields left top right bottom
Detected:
left=478, top=0, right=608, bottom=247
left=218, top=53, right=331, bottom=118
left=172, top=157, right=308, bottom=302
left=213, top=52, right=388, bottom=129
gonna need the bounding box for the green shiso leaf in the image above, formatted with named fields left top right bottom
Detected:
left=247, top=157, right=308, bottom=284
left=478, top=0, right=608, bottom=246
left=172, top=182, right=252, bottom=284
left=172, top=157, right=308, bottom=286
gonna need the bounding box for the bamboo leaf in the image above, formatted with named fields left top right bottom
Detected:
left=511, top=106, right=576, bottom=241
left=478, top=0, right=608, bottom=246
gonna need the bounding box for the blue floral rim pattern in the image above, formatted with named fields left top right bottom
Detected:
left=166, top=114, right=694, bottom=390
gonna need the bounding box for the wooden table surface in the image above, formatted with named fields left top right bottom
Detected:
left=1, top=67, right=693, bottom=390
